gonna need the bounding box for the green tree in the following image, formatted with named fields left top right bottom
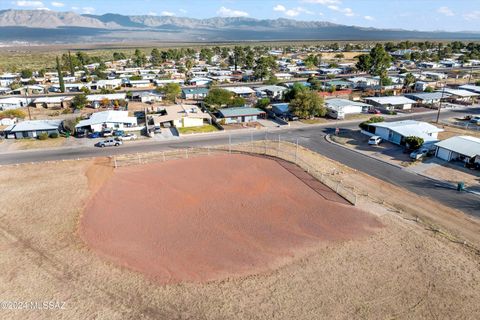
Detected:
left=254, top=56, right=277, bottom=81
left=68, top=51, right=75, bottom=76
left=264, top=75, right=279, bottom=85
left=72, top=93, right=88, bottom=110
left=289, top=90, right=325, bottom=119
left=56, top=56, right=65, bottom=93
left=356, top=44, right=392, bottom=77
left=403, top=73, right=416, bottom=92
left=255, top=98, right=271, bottom=110
left=405, top=136, right=424, bottom=150
left=133, top=49, right=147, bottom=67
left=157, top=83, right=181, bottom=103
left=203, top=88, right=233, bottom=108
left=284, top=83, right=309, bottom=102
left=113, top=52, right=127, bottom=61
left=150, top=48, right=162, bottom=66
left=20, top=69, right=33, bottom=79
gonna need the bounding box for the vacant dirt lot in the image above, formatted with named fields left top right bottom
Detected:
left=81, top=154, right=381, bottom=284
left=0, top=150, right=479, bottom=319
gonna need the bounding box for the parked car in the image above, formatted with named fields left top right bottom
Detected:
left=369, top=109, right=382, bottom=115
left=113, top=130, right=125, bottom=137
left=368, top=136, right=382, bottom=145
left=469, top=116, right=480, bottom=124
left=102, top=129, right=113, bottom=137
left=76, top=131, right=86, bottom=138
left=118, top=133, right=137, bottom=141
left=410, top=148, right=429, bottom=160
left=88, top=132, right=101, bottom=139
left=95, top=139, right=123, bottom=148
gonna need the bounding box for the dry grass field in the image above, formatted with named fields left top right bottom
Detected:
left=0, top=148, right=479, bottom=319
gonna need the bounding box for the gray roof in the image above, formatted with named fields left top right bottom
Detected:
left=218, top=107, right=265, bottom=118
left=9, top=120, right=62, bottom=132
left=326, top=99, right=371, bottom=109
left=404, top=92, right=451, bottom=101
left=459, top=84, right=480, bottom=93
left=435, top=136, right=480, bottom=158
left=370, top=120, right=443, bottom=142
left=364, top=96, right=416, bottom=105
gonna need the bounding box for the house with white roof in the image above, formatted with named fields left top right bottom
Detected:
left=4, top=119, right=63, bottom=139
left=86, top=93, right=127, bottom=108
left=325, top=99, right=371, bottom=119
left=363, top=120, right=443, bottom=146
left=435, top=136, right=480, bottom=166
left=148, top=104, right=212, bottom=130
left=440, top=88, right=479, bottom=103
left=75, top=110, right=138, bottom=133
left=459, top=84, right=480, bottom=94
left=224, top=86, right=256, bottom=98
left=364, top=96, right=416, bottom=111
left=33, top=96, right=73, bottom=109
left=255, top=85, right=288, bottom=100
left=0, top=97, right=32, bottom=110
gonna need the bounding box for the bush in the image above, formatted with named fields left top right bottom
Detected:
left=49, top=132, right=59, bottom=139
left=38, top=132, right=49, bottom=140
left=359, top=116, right=385, bottom=130
left=405, top=136, right=424, bottom=150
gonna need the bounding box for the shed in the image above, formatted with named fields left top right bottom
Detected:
left=435, top=136, right=480, bottom=164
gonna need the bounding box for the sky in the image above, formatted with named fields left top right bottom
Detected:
left=1, top=0, right=480, bottom=32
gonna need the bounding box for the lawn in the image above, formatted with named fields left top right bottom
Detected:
left=177, top=124, right=219, bottom=135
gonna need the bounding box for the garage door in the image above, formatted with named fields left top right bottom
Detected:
left=436, top=147, right=451, bottom=161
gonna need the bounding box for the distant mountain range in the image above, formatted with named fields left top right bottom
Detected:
left=0, top=9, right=479, bottom=44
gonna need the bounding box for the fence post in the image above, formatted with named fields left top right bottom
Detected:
left=277, top=135, right=280, bottom=157
left=137, top=153, right=141, bottom=164
left=295, top=139, right=298, bottom=163
left=251, top=131, right=253, bottom=153
left=162, top=151, right=165, bottom=162
left=229, top=134, right=232, bottom=154
left=113, top=156, right=117, bottom=168
left=185, top=149, right=188, bottom=159
left=207, top=147, right=210, bottom=155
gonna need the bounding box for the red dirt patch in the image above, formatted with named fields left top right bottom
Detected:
left=80, top=154, right=382, bottom=284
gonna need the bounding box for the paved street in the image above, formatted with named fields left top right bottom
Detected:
left=1, top=107, right=479, bottom=217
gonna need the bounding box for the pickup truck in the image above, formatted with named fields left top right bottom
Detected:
left=95, top=139, right=123, bottom=148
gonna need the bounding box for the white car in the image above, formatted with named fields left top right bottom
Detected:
left=118, top=133, right=137, bottom=141
left=368, top=136, right=382, bottom=145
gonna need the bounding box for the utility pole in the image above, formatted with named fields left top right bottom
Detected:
left=436, top=82, right=446, bottom=124
left=26, top=90, right=31, bottom=120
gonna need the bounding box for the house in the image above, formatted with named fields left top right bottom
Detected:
left=271, top=103, right=290, bottom=118
left=149, top=104, right=212, bottom=130
left=423, top=72, right=448, bottom=81
left=181, top=88, right=209, bottom=100
left=325, top=99, right=371, bottom=120
left=347, top=77, right=379, bottom=89
left=130, top=92, right=162, bottom=104
left=363, top=120, right=443, bottom=146
left=404, top=92, right=451, bottom=106
left=188, top=78, right=212, bottom=86
left=124, top=79, right=152, bottom=88
left=218, top=107, right=266, bottom=124
left=274, top=73, right=293, bottom=80
left=93, top=79, right=123, bottom=90
left=318, top=68, right=342, bottom=75
left=86, top=93, right=127, bottom=108
left=325, top=80, right=354, bottom=90
left=440, top=88, right=479, bottom=103
left=255, top=85, right=288, bottom=100
left=75, top=110, right=138, bottom=133
left=458, top=84, right=480, bottom=94
left=435, top=136, right=480, bottom=166
left=153, top=79, right=184, bottom=87
left=224, top=87, right=256, bottom=98
left=32, top=96, right=73, bottom=109
left=364, top=96, right=416, bottom=111
left=0, top=117, right=17, bottom=126
left=50, top=83, right=86, bottom=93
left=0, top=97, right=32, bottom=110
left=0, top=73, right=18, bottom=87
left=4, top=119, right=63, bottom=139
left=10, top=85, right=45, bottom=95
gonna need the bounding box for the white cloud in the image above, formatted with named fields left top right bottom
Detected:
left=464, top=11, right=480, bottom=20
left=147, top=11, right=157, bottom=16
left=301, top=0, right=341, bottom=4
left=82, top=7, right=95, bottom=14
left=437, top=6, right=454, bottom=17
left=328, top=5, right=354, bottom=16
left=15, top=1, right=44, bottom=7
left=50, top=1, right=63, bottom=7
left=273, top=5, right=286, bottom=12
left=277, top=5, right=314, bottom=16
left=179, top=9, right=187, bottom=14
left=364, top=15, right=374, bottom=21
left=71, top=6, right=78, bottom=10
left=161, top=11, right=175, bottom=16
left=217, top=6, right=249, bottom=18
left=285, top=9, right=299, bottom=17
left=36, top=7, right=50, bottom=10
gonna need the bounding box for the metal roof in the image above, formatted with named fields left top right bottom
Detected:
left=459, top=84, right=480, bottom=93
left=255, top=85, right=288, bottom=92
left=218, top=107, right=265, bottom=118
left=224, top=87, right=255, bottom=95
left=76, top=111, right=137, bottom=128
left=365, top=96, right=416, bottom=105
left=370, top=120, right=443, bottom=142
left=271, top=103, right=289, bottom=113
left=9, top=119, right=62, bottom=132
left=182, top=88, right=209, bottom=94
left=435, top=136, right=480, bottom=158
left=404, top=92, right=451, bottom=101
left=440, top=88, right=479, bottom=97
left=326, top=99, right=371, bottom=109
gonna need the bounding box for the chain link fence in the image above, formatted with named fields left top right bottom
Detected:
left=113, top=137, right=357, bottom=205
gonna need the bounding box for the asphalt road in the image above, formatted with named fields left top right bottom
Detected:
left=1, top=107, right=479, bottom=217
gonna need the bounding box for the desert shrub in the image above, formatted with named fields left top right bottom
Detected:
left=49, top=132, right=59, bottom=139
left=38, top=132, right=49, bottom=140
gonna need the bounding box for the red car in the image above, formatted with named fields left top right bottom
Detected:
left=369, top=108, right=382, bottom=114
